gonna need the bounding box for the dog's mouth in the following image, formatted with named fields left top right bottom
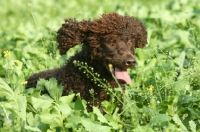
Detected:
left=114, top=67, right=131, bottom=84
left=107, top=64, right=131, bottom=84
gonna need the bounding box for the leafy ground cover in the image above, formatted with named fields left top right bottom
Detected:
left=0, top=0, right=200, bottom=131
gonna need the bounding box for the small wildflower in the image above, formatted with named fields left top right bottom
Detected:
left=108, top=64, right=113, bottom=72
left=15, top=60, right=22, bottom=65
left=89, top=89, right=94, bottom=95
left=147, top=85, right=154, bottom=91
left=142, top=113, right=146, bottom=117
left=3, top=50, right=11, bottom=58
left=21, top=81, right=28, bottom=85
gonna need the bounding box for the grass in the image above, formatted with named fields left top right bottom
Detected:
left=0, top=0, right=200, bottom=131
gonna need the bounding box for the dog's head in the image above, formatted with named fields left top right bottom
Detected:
left=57, top=13, right=147, bottom=84
left=86, top=13, right=147, bottom=84
left=100, top=35, right=138, bottom=84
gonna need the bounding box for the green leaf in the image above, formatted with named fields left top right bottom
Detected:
left=59, top=104, right=72, bottom=118
left=173, top=79, right=189, bottom=91
left=103, top=113, right=120, bottom=130
left=25, top=125, right=41, bottom=132
left=133, top=125, right=155, bottom=132
left=149, top=114, right=171, bottom=127
left=74, top=94, right=87, bottom=111
left=31, top=96, right=53, bottom=112
left=0, top=78, right=23, bottom=116
left=81, top=118, right=111, bottom=132
left=38, top=78, right=63, bottom=102
left=180, top=95, right=199, bottom=104
left=17, top=95, right=27, bottom=123
left=93, top=107, right=108, bottom=123
left=65, top=115, right=82, bottom=128
left=59, top=94, right=75, bottom=104
left=0, top=78, right=15, bottom=100
left=101, top=100, right=115, bottom=114
left=174, top=51, right=185, bottom=69
left=26, top=113, right=40, bottom=127
left=40, top=114, right=62, bottom=127
left=189, top=120, right=196, bottom=132
left=172, top=114, right=187, bottom=131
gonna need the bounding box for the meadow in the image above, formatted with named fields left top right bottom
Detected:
left=0, top=0, right=200, bottom=131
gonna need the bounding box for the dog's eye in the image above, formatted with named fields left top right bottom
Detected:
left=127, top=41, right=133, bottom=47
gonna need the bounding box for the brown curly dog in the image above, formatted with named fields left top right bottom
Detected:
left=26, top=12, right=147, bottom=112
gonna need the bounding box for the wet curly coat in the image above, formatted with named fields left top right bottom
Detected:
left=26, top=13, right=147, bottom=112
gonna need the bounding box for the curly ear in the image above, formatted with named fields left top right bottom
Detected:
left=57, top=19, right=91, bottom=55
left=133, top=20, right=148, bottom=48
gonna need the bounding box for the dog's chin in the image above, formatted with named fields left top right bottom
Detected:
left=105, top=63, right=132, bottom=84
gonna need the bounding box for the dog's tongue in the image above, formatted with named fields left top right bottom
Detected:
left=114, top=67, right=131, bottom=84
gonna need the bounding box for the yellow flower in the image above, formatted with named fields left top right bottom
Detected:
left=21, top=81, right=28, bottom=85
left=147, top=85, right=154, bottom=91
left=3, top=50, right=11, bottom=58
left=15, top=60, right=22, bottom=65
left=108, top=64, right=113, bottom=69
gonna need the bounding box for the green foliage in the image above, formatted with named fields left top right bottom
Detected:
left=0, top=0, right=200, bottom=131
left=73, top=60, right=111, bottom=88
left=0, top=78, right=26, bottom=131
left=74, top=60, right=123, bottom=114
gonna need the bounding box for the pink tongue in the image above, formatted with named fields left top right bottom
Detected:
left=114, top=67, right=131, bottom=84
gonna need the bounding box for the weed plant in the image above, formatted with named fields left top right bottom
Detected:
left=0, top=0, right=200, bottom=131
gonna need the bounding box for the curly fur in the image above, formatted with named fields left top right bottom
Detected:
left=26, top=13, right=147, bottom=112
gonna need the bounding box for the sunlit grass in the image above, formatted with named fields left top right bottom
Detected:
left=0, top=0, right=200, bottom=131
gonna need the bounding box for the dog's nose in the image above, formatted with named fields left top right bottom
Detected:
left=124, top=57, right=136, bottom=68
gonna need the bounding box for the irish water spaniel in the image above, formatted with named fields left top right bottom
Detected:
left=26, top=13, right=147, bottom=112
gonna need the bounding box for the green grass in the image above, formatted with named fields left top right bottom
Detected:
left=0, top=0, right=200, bottom=131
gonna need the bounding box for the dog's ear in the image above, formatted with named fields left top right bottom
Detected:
left=133, top=20, right=148, bottom=48
left=57, top=19, right=91, bottom=55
